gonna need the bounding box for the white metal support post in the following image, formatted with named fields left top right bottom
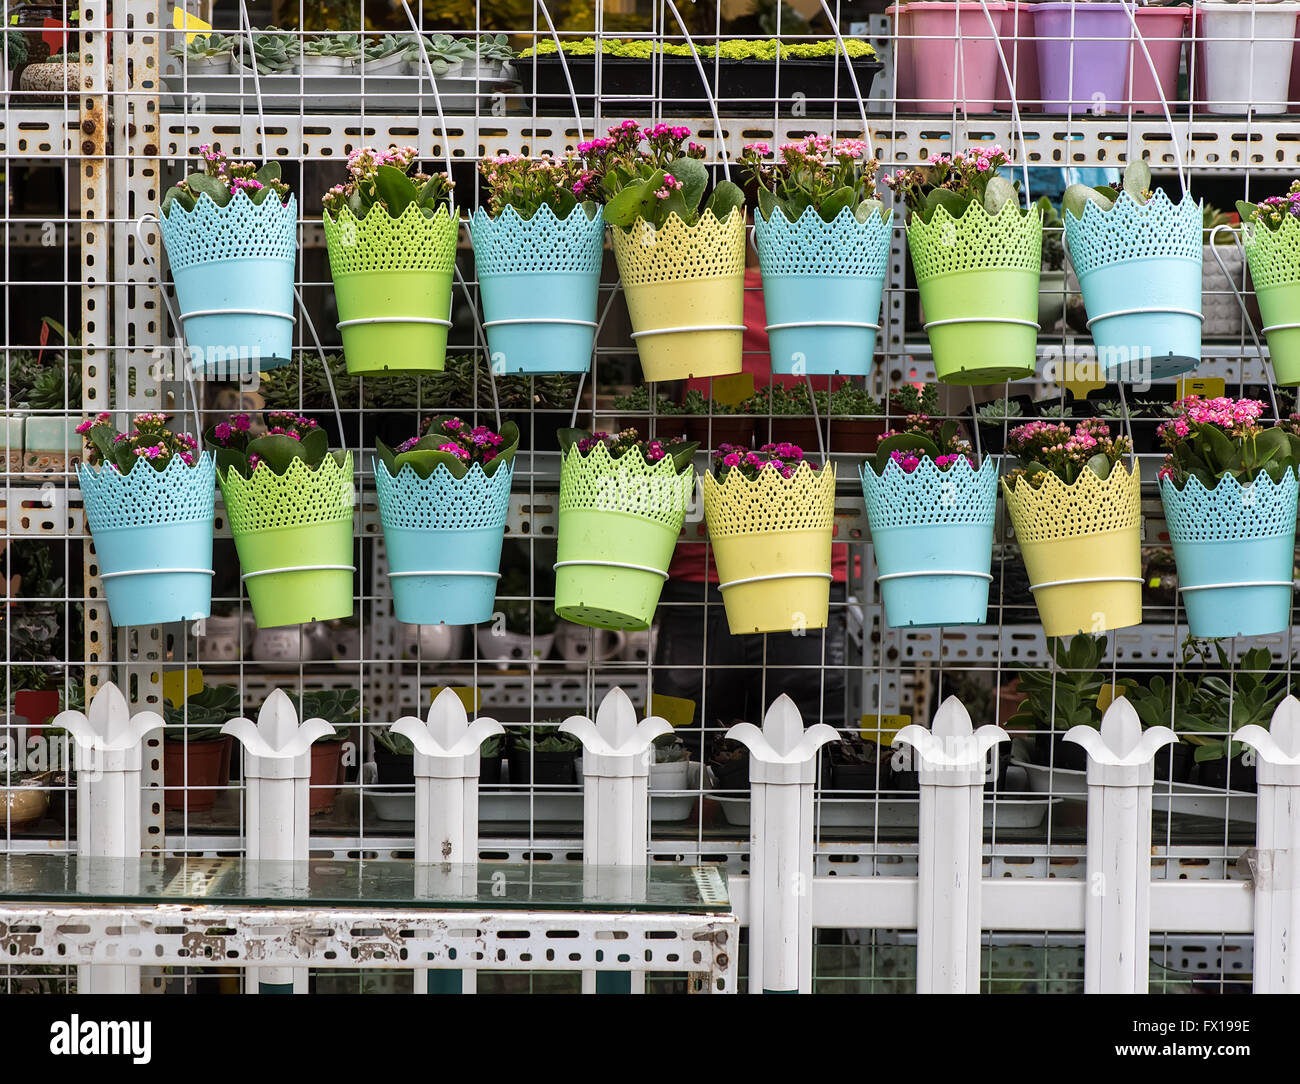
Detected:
left=222, top=689, right=335, bottom=994
left=1235, top=695, right=1300, bottom=993
left=728, top=695, right=837, bottom=993
left=55, top=683, right=164, bottom=994
left=562, top=686, right=672, bottom=994
left=391, top=687, right=503, bottom=994
left=895, top=695, right=1008, bottom=993
left=1066, top=697, right=1176, bottom=993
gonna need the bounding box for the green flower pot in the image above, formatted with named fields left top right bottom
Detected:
left=323, top=204, right=458, bottom=376
left=218, top=452, right=356, bottom=628
left=907, top=200, right=1042, bottom=385
left=554, top=443, right=693, bottom=631
left=1245, top=216, right=1300, bottom=386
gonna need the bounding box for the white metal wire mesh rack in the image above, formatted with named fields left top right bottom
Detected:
left=5, top=0, right=1300, bottom=994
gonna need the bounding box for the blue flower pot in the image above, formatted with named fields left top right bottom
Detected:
left=1064, top=190, right=1202, bottom=381
left=1160, top=471, right=1299, bottom=638
left=374, top=458, right=513, bottom=625
left=755, top=207, right=892, bottom=376
left=860, top=456, right=998, bottom=628
left=158, top=191, right=298, bottom=376
left=78, top=454, right=216, bottom=627
left=470, top=204, right=604, bottom=375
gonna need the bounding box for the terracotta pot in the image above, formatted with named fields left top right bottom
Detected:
left=309, top=740, right=346, bottom=813
left=682, top=415, right=756, bottom=449
left=163, top=735, right=232, bottom=812
left=828, top=418, right=887, bottom=454
left=768, top=416, right=827, bottom=453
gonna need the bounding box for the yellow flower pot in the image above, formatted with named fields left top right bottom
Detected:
left=701, top=462, right=836, bottom=635
left=610, top=209, right=746, bottom=383
left=1002, top=462, right=1143, bottom=637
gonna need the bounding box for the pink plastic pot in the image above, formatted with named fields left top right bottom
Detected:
left=1034, top=2, right=1133, bottom=113
left=908, top=1, right=1008, bottom=113
left=995, top=1, right=1042, bottom=112
left=887, top=4, right=917, bottom=110
left=1289, top=12, right=1300, bottom=113
left=1129, top=5, right=1188, bottom=114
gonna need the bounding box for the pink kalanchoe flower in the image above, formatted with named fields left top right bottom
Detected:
left=233, top=413, right=251, bottom=431
left=214, top=422, right=232, bottom=442
left=75, top=418, right=94, bottom=434
left=248, top=454, right=261, bottom=471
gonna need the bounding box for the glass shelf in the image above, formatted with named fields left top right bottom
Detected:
left=0, top=855, right=729, bottom=913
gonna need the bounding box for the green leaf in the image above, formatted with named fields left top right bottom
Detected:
left=246, top=433, right=311, bottom=474
left=395, top=448, right=469, bottom=479
left=557, top=428, right=589, bottom=456
left=1122, top=159, right=1151, bottom=203
left=818, top=186, right=857, bottom=222
left=376, top=436, right=400, bottom=478
left=704, top=180, right=746, bottom=223
left=1062, top=183, right=1113, bottom=221
left=248, top=185, right=272, bottom=205
left=161, top=186, right=195, bottom=217
left=1201, top=423, right=1237, bottom=473
left=552, top=188, right=578, bottom=219
left=187, top=173, right=229, bottom=207
left=856, top=198, right=885, bottom=224
left=656, top=189, right=691, bottom=225
left=669, top=441, right=700, bottom=474
left=1236, top=199, right=1259, bottom=225
left=921, top=188, right=969, bottom=224
left=873, top=432, right=940, bottom=474
left=668, top=156, right=708, bottom=215
left=213, top=446, right=248, bottom=480
left=603, top=174, right=663, bottom=229
left=486, top=421, right=521, bottom=475
left=982, top=175, right=1019, bottom=216
left=1084, top=452, right=1114, bottom=480
left=255, top=161, right=281, bottom=185
left=756, top=186, right=780, bottom=223
left=374, top=164, right=418, bottom=218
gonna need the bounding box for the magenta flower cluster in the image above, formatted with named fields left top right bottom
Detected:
left=714, top=441, right=814, bottom=481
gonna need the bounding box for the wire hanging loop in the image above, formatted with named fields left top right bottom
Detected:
left=399, top=1, right=456, bottom=181
left=236, top=0, right=267, bottom=141
left=292, top=283, right=348, bottom=450
left=662, top=0, right=731, bottom=182
left=1207, top=223, right=1280, bottom=422
left=132, top=213, right=208, bottom=442
left=815, top=0, right=870, bottom=132
left=1118, top=0, right=1188, bottom=197
left=978, top=0, right=1031, bottom=203
left=534, top=0, right=585, bottom=141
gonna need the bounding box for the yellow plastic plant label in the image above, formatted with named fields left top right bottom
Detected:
left=860, top=713, right=910, bottom=744
left=1096, top=681, right=1136, bottom=711
left=651, top=693, right=696, bottom=728
left=172, top=7, right=213, bottom=42
left=1177, top=376, right=1226, bottom=400
left=711, top=371, right=755, bottom=408
left=163, top=668, right=204, bottom=706
left=1063, top=359, right=1105, bottom=401
left=431, top=686, right=480, bottom=712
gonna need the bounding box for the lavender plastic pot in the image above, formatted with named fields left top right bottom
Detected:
left=908, top=1, right=1007, bottom=113
left=1034, top=2, right=1133, bottom=113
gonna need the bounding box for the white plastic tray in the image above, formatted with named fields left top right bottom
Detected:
left=713, top=793, right=1057, bottom=829
left=161, top=72, right=490, bottom=112
left=1013, top=759, right=1257, bottom=824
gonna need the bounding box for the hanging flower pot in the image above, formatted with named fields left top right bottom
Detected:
left=1002, top=420, right=1142, bottom=637
left=322, top=146, right=458, bottom=376
left=860, top=417, right=997, bottom=628
left=158, top=150, right=296, bottom=375
left=374, top=416, right=519, bottom=626
left=1241, top=191, right=1300, bottom=385
left=206, top=412, right=355, bottom=629
left=470, top=195, right=604, bottom=375
left=76, top=412, right=215, bottom=628
left=746, top=137, right=891, bottom=377
left=1063, top=163, right=1202, bottom=380
left=701, top=446, right=836, bottom=635
left=554, top=429, right=696, bottom=631
left=1155, top=395, right=1300, bottom=638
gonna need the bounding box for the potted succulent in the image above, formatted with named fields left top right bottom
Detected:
left=1062, top=160, right=1203, bottom=380
left=1185, top=645, right=1282, bottom=791
left=167, top=32, right=237, bottom=75
left=374, top=415, right=520, bottom=626
left=708, top=735, right=750, bottom=791
left=700, top=442, right=836, bottom=635
left=820, top=735, right=888, bottom=792
left=746, top=383, right=825, bottom=451
left=1155, top=395, right=1300, bottom=638
left=291, top=688, right=358, bottom=814
left=162, top=684, right=238, bottom=812
left=1196, top=0, right=1300, bottom=115
left=601, top=120, right=747, bottom=382
left=743, top=135, right=891, bottom=377
left=322, top=145, right=458, bottom=376
left=1006, top=634, right=1107, bottom=773
left=236, top=26, right=300, bottom=78
left=886, top=146, right=1042, bottom=384
left=1202, top=205, right=1245, bottom=339
left=1036, top=196, right=1069, bottom=333
left=1128, top=669, right=1206, bottom=784
left=860, top=412, right=997, bottom=628
left=826, top=381, right=886, bottom=454
left=1239, top=182, right=1300, bottom=385
left=470, top=151, right=606, bottom=374
left=76, top=412, right=215, bottom=628
left=973, top=397, right=1025, bottom=455
left=479, top=733, right=506, bottom=785
left=650, top=733, right=691, bottom=792
left=299, top=33, right=361, bottom=75
left=506, top=723, right=581, bottom=786
left=205, top=412, right=354, bottom=629
left=554, top=427, right=697, bottom=630
left=1002, top=419, right=1141, bottom=636
left=159, top=146, right=296, bottom=374
left=12, top=318, right=84, bottom=474
left=358, top=33, right=412, bottom=77
left=373, top=727, right=415, bottom=785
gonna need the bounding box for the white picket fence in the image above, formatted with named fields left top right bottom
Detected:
left=55, top=682, right=1300, bottom=994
